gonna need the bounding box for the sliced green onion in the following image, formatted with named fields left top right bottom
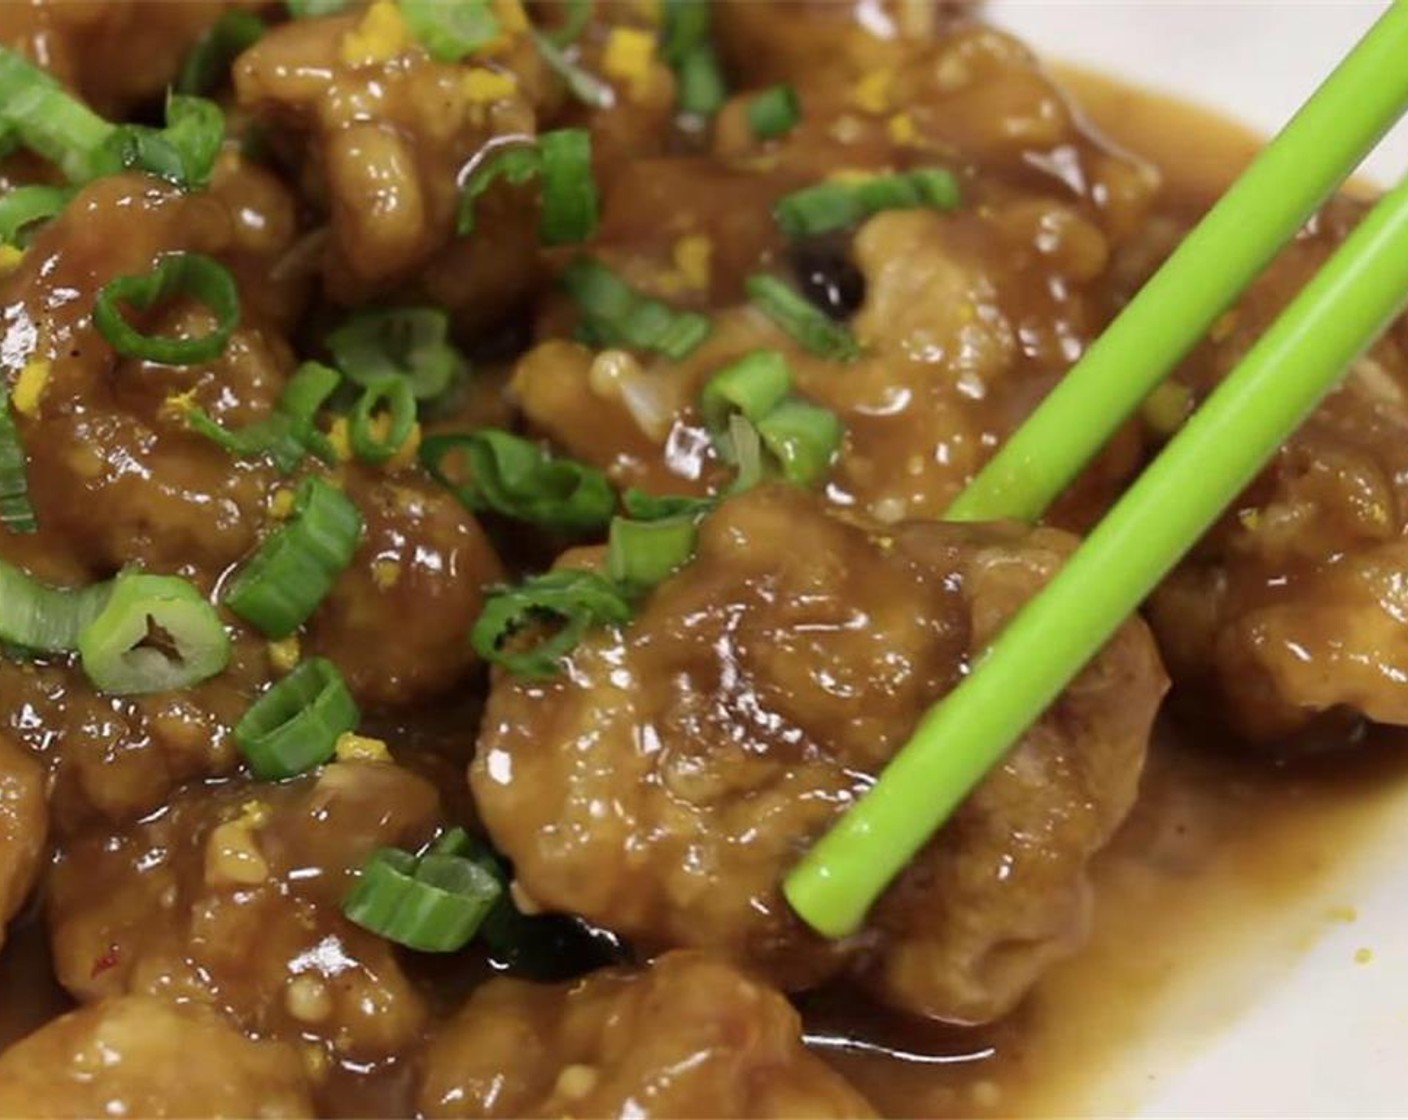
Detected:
left=909, top=167, right=963, bottom=209
left=326, top=307, right=465, bottom=401
left=177, top=10, right=266, bottom=96
left=95, top=94, right=226, bottom=190
left=185, top=361, right=341, bottom=473
left=457, top=130, right=597, bottom=245
left=349, top=376, right=417, bottom=464
left=0, top=185, right=74, bottom=247
left=94, top=252, right=240, bottom=366
left=457, top=144, right=541, bottom=236
left=0, top=48, right=115, bottom=183
left=661, top=0, right=723, bottom=116
left=472, top=568, right=632, bottom=678
left=539, top=128, right=597, bottom=245
left=401, top=0, right=500, bottom=62
left=662, top=0, right=710, bottom=62
left=0, top=559, right=110, bottom=653
left=77, top=572, right=230, bottom=695
left=420, top=429, right=614, bottom=534
left=698, top=349, right=791, bottom=437
left=286, top=0, right=352, bottom=15
left=728, top=413, right=766, bottom=493
left=532, top=31, right=614, bottom=109
left=676, top=45, right=726, bottom=117
left=621, top=488, right=714, bottom=521
left=773, top=183, right=863, bottom=241
left=541, top=0, right=592, bottom=47
left=746, top=274, right=860, bottom=361
left=223, top=476, right=364, bottom=639
left=756, top=398, right=843, bottom=486
left=747, top=83, right=800, bottom=140
left=562, top=257, right=711, bottom=359
left=344, top=842, right=502, bottom=953
left=607, top=515, right=698, bottom=591
left=0, top=389, right=35, bottom=534
left=234, top=656, right=359, bottom=780
left=774, top=167, right=962, bottom=240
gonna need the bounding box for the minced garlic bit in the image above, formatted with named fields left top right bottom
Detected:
left=204, top=802, right=271, bottom=887
left=334, top=732, right=392, bottom=763
left=850, top=68, right=894, bottom=114
left=160, top=386, right=199, bottom=421
left=463, top=67, right=517, bottom=103
left=1140, top=380, right=1192, bottom=437
left=11, top=359, right=51, bottom=418
left=285, top=975, right=334, bottom=1024
left=268, top=487, right=297, bottom=521
left=887, top=112, right=918, bottom=146
left=554, top=1065, right=600, bottom=1102
left=672, top=234, right=712, bottom=291
left=602, top=27, right=656, bottom=99
left=340, top=0, right=410, bottom=68
left=267, top=635, right=302, bottom=674
left=0, top=245, right=25, bottom=273
left=326, top=416, right=353, bottom=464
left=372, top=557, right=402, bottom=590
left=1237, top=507, right=1263, bottom=533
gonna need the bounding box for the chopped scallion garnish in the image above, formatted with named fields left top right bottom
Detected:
left=176, top=10, right=266, bottom=96
left=349, top=376, right=417, bottom=464
left=562, top=257, right=711, bottom=359
left=756, top=397, right=843, bottom=487
left=457, top=130, right=598, bottom=246
left=326, top=307, right=465, bottom=401
left=234, top=656, right=359, bottom=779
left=698, top=349, right=791, bottom=437
left=457, top=144, right=541, bottom=236
left=0, top=48, right=115, bottom=184
left=93, top=252, right=241, bottom=366
left=621, top=488, right=715, bottom=521
left=401, top=0, right=500, bottom=62
left=606, top=514, right=699, bottom=592
left=471, top=568, right=632, bottom=678
left=0, top=386, right=35, bottom=534
left=99, top=94, right=226, bottom=190
left=420, top=428, right=615, bottom=534
left=223, top=476, right=364, bottom=639
left=344, top=831, right=503, bottom=952
left=77, top=572, right=231, bottom=695
left=538, top=128, right=598, bottom=245
left=0, top=185, right=73, bottom=248
left=676, top=44, right=726, bottom=117
left=745, top=274, right=860, bottom=360
left=541, top=0, right=592, bottom=47
left=0, top=558, right=111, bottom=653
left=185, top=361, right=340, bottom=473
left=747, top=83, right=800, bottom=140
left=773, top=167, right=962, bottom=240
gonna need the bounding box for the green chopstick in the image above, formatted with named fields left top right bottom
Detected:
left=785, top=166, right=1408, bottom=938
left=946, top=0, right=1408, bottom=524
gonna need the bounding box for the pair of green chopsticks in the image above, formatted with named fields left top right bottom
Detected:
left=786, top=0, right=1408, bottom=938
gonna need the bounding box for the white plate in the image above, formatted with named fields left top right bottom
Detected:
left=987, top=4, right=1408, bottom=1115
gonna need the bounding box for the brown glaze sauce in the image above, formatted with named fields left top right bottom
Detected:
left=3, top=58, right=1408, bottom=1120
left=793, top=71, right=1408, bottom=1117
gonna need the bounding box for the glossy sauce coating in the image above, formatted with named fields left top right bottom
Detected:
left=1, top=1, right=1407, bottom=1117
